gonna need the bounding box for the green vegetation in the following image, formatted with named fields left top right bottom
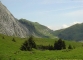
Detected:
left=12, top=38, right=16, bottom=42
left=54, top=23, right=83, bottom=41
left=68, top=45, right=73, bottom=49
left=20, top=36, right=36, bottom=51
left=54, top=39, right=66, bottom=50
left=19, top=19, right=55, bottom=38
left=0, top=34, right=83, bottom=60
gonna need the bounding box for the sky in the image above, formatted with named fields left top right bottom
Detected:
left=1, top=0, right=83, bottom=30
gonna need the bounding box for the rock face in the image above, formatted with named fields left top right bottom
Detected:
left=0, top=2, right=30, bottom=38
left=0, top=2, right=55, bottom=38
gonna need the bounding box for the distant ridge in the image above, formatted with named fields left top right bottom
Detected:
left=54, top=23, right=83, bottom=41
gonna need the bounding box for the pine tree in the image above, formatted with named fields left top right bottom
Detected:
left=20, top=40, right=32, bottom=51
left=57, top=38, right=63, bottom=50
left=20, top=36, right=36, bottom=51
left=54, top=38, right=66, bottom=50
left=62, top=41, right=66, bottom=49
left=54, top=41, right=58, bottom=50
left=68, top=45, right=72, bottom=49
left=28, top=36, right=36, bottom=48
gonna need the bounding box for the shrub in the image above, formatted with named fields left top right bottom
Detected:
left=48, top=44, right=54, bottom=50
left=12, top=38, right=16, bottom=42
left=68, top=45, right=73, bottom=49
left=2, top=36, right=4, bottom=39
left=20, top=36, right=36, bottom=51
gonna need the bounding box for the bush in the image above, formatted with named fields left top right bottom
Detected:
left=68, top=45, right=73, bottom=49
left=36, top=44, right=54, bottom=50
left=2, top=36, right=4, bottom=39
left=48, top=45, right=54, bottom=50
left=12, top=38, right=16, bottom=42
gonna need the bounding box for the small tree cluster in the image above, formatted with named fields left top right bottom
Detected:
left=54, top=39, right=66, bottom=50
left=20, top=38, right=66, bottom=51
left=37, top=39, right=66, bottom=50
left=20, top=36, right=36, bottom=51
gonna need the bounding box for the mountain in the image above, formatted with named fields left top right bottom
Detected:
left=54, top=23, right=83, bottom=41
left=0, top=2, right=31, bottom=38
left=19, top=19, right=55, bottom=38
left=0, top=2, right=55, bottom=38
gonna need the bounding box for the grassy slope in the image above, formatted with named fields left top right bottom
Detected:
left=0, top=34, right=83, bottom=60
left=19, top=19, right=55, bottom=38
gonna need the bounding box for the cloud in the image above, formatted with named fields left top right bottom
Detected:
left=62, top=21, right=82, bottom=29
left=47, top=26, right=62, bottom=30
left=62, top=24, right=69, bottom=28
left=73, top=21, right=81, bottom=24
left=48, top=21, right=82, bottom=30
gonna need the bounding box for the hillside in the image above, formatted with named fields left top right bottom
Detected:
left=54, top=23, right=83, bottom=41
left=0, top=2, right=30, bottom=38
left=19, top=19, right=55, bottom=38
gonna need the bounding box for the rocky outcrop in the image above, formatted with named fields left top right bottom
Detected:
left=0, top=2, right=30, bottom=38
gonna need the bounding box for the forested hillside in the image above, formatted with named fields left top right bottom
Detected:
left=54, top=23, right=83, bottom=41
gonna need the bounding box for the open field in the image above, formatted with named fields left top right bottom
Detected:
left=0, top=34, right=83, bottom=60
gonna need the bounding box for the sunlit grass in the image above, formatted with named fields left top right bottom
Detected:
left=0, top=34, right=83, bottom=60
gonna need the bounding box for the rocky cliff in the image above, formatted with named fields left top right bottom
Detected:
left=0, top=2, right=30, bottom=38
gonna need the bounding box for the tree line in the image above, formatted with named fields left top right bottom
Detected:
left=20, top=36, right=73, bottom=51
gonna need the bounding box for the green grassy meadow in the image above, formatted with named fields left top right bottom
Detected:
left=0, top=34, right=83, bottom=60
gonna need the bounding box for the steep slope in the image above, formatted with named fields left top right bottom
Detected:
left=0, top=2, right=55, bottom=38
left=0, top=2, right=30, bottom=38
left=54, top=23, right=83, bottom=41
left=19, top=19, right=55, bottom=38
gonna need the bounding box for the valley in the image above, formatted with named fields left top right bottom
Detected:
left=0, top=1, right=83, bottom=60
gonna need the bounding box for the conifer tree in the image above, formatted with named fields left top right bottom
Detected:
left=54, top=38, right=66, bottom=50
left=20, top=36, right=36, bottom=51
left=68, top=45, right=72, bottom=49
left=62, top=41, right=66, bottom=49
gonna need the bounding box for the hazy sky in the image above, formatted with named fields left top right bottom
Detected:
left=1, top=0, right=83, bottom=30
